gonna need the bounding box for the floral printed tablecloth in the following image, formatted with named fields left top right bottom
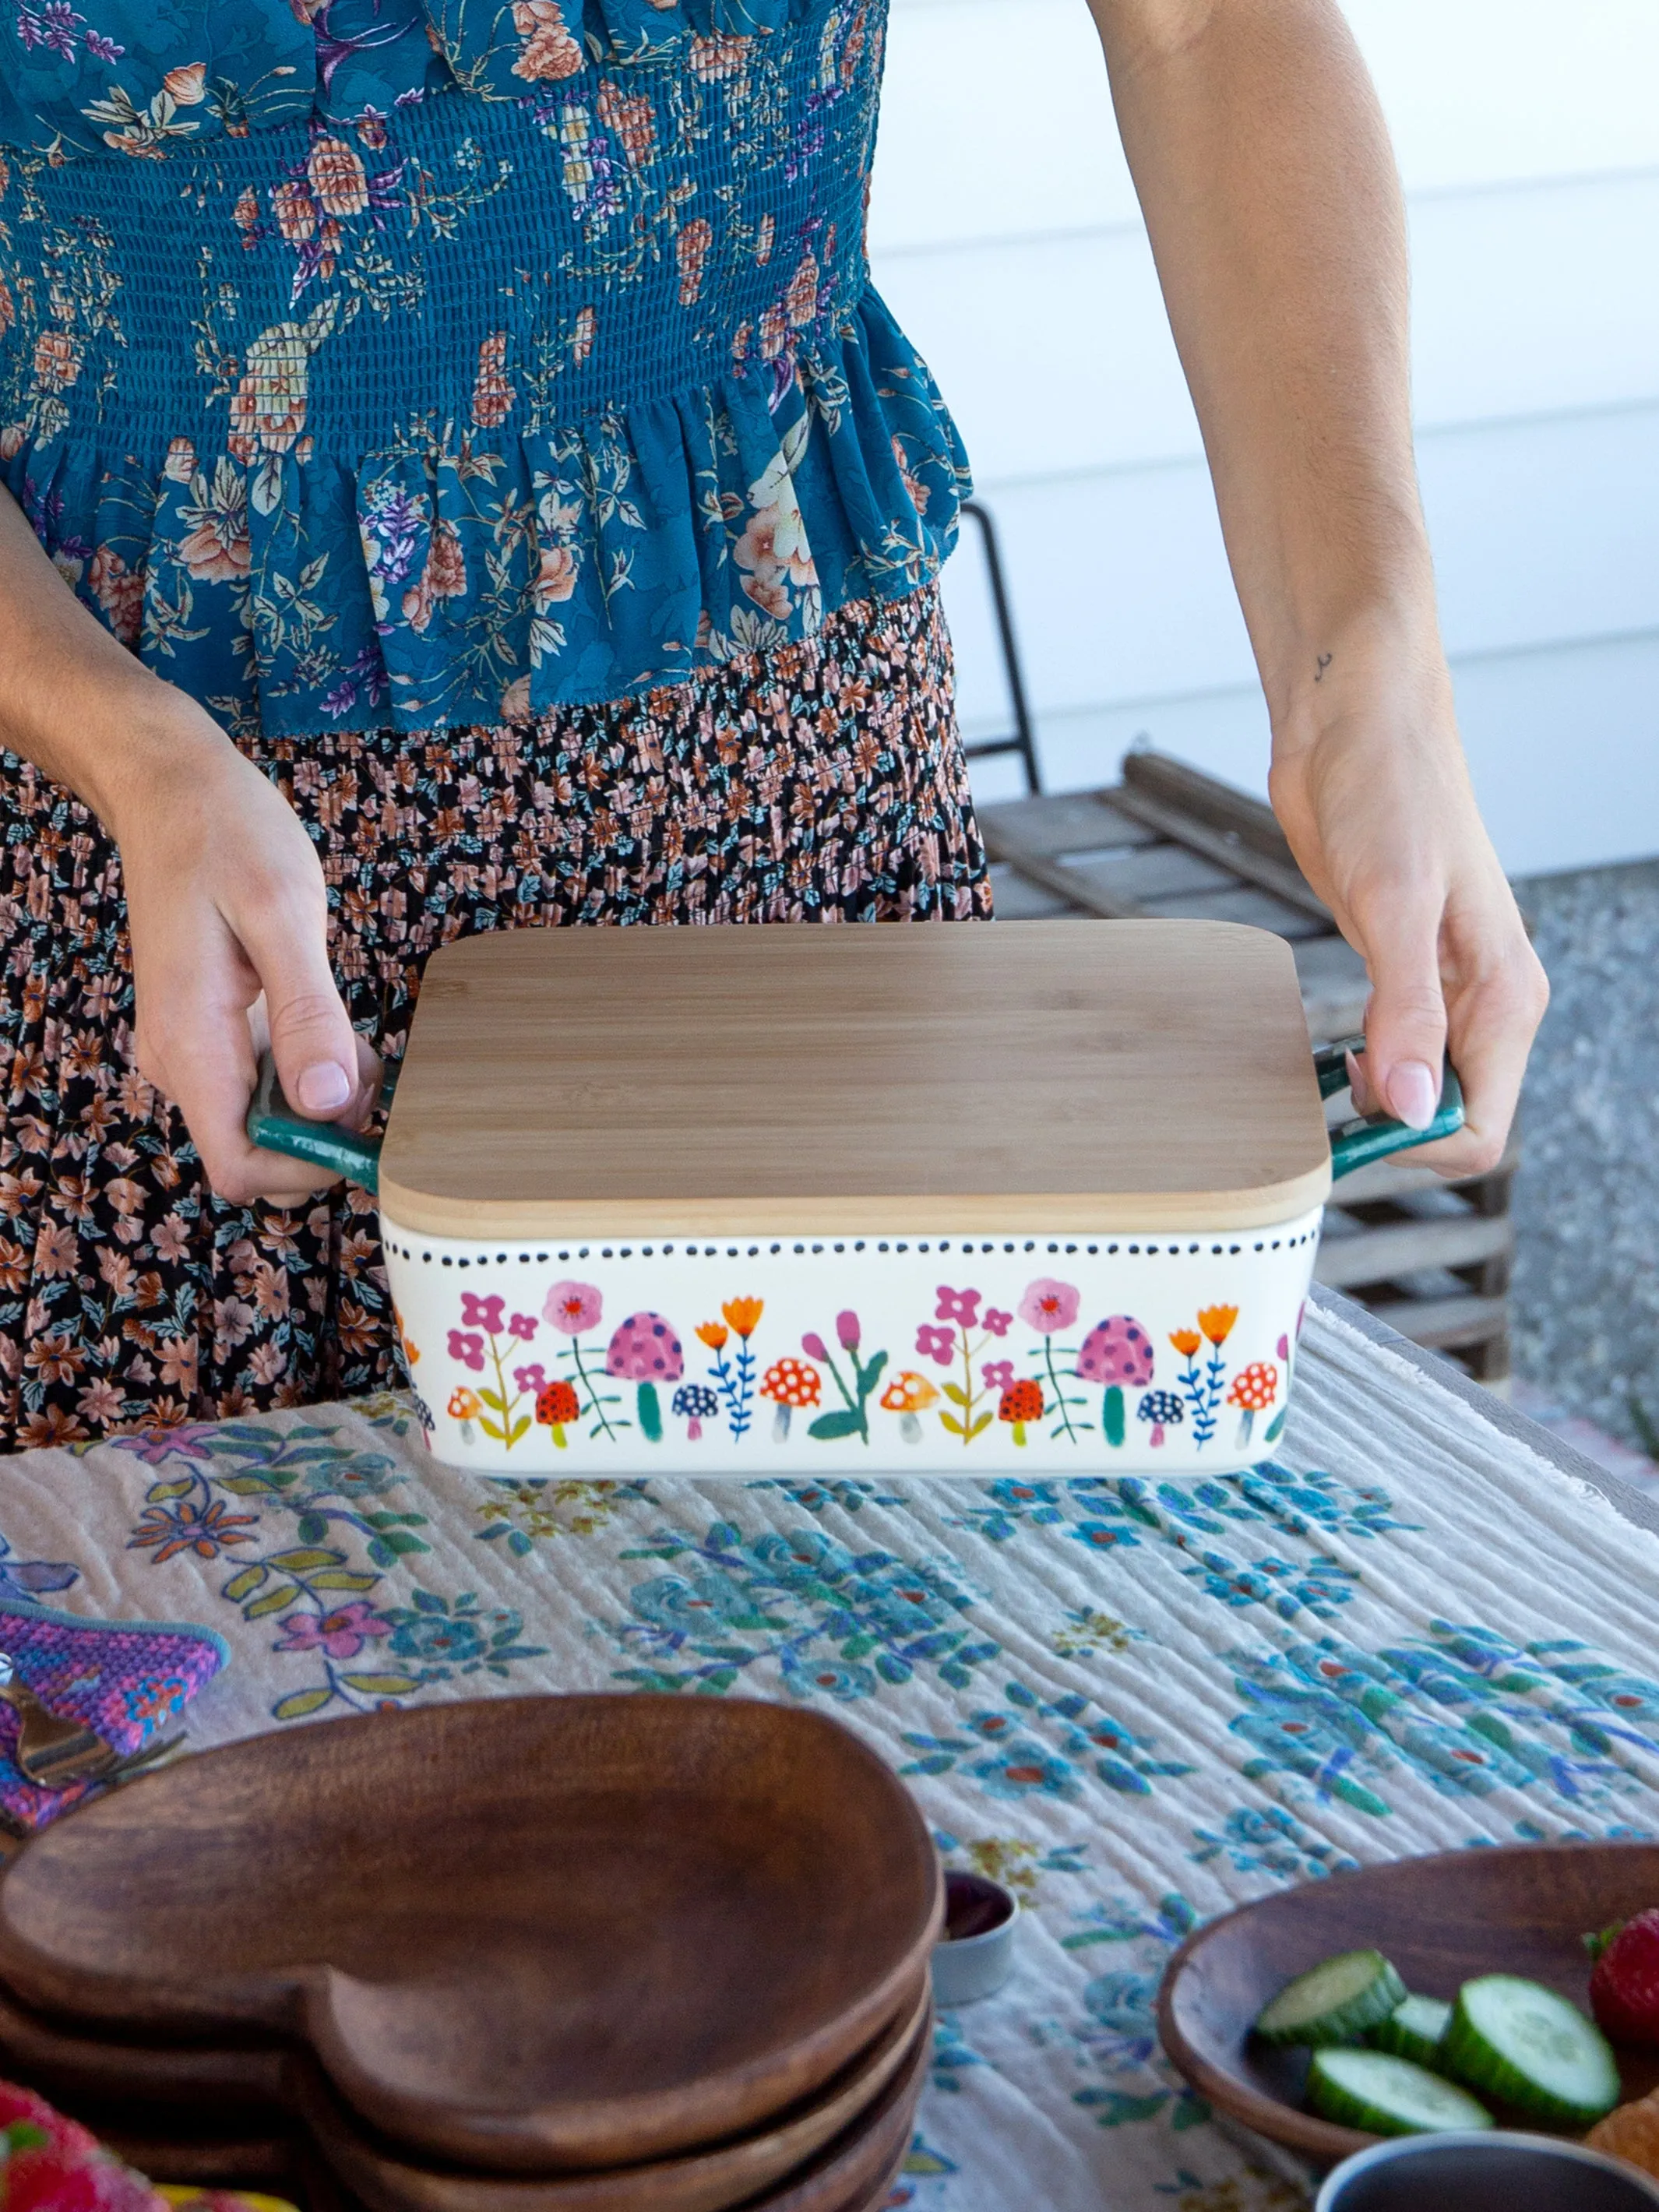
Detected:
left=4, top=1297, right=1659, bottom=2212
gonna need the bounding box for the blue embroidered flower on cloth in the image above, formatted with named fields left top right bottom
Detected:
left=0, top=0, right=969, bottom=738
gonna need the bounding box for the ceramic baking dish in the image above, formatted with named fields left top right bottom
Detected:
left=249, top=920, right=1460, bottom=1474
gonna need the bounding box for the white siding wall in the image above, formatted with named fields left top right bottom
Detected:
left=869, top=0, right=1659, bottom=874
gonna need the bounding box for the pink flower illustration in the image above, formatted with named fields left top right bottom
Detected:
left=915, top=1324, right=956, bottom=1368
left=276, top=1601, right=391, bottom=1660
left=984, top=1308, right=1013, bottom=1338
left=935, top=1285, right=981, bottom=1327
left=514, top=1362, right=547, bottom=1393
left=460, top=1291, right=505, bottom=1333
left=508, top=1312, right=538, bottom=1341
left=447, top=1330, right=485, bottom=1372
left=982, top=1360, right=1015, bottom=1392
left=545, top=1280, right=602, bottom=1334
left=837, top=1309, right=861, bottom=1349
left=801, top=1332, right=830, bottom=1361
left=1278, top=1333, right=1291, bottom=1361
left=1020, top=1279, right=1080, bottom=1333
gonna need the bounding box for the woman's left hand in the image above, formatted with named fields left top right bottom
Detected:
left=1269, top=632, right=1548, bottom=1178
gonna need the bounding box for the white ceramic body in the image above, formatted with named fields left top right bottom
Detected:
left=931, top=1900, right=1019, bottom=2008
left=386, top=1206, right=1323, bottom=1475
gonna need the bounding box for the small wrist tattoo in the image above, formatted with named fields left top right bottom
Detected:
left=1314, top=653, right=1333, bottom=683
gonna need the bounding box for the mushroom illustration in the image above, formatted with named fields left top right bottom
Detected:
left=879, top=1371, right=939, bottom=1442
left=760, top=1356, right=821, bottom=1441
left=604, top=1312, right=684, bottom=1443
left=534, top=1379, right=580, bottom=1449
left=672, top=1382, right=720, bottom=1441
left=1225, top=1360, right=1279, bottom=1449
left=1136, top=1389, right=1185, bottom=1449
left=997, top=1377, right=1044, bottom=1447
left=1075, top=1316, right=1155, bottom=1448
left=447, top=1386, right=481, bottom=1446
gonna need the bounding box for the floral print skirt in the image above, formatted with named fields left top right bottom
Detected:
left=0, top=583, right=990, bottom=1452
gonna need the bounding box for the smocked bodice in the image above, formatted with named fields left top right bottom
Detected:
left=0, top=2, right=967, bottom=735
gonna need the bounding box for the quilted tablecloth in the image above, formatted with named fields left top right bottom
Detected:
left=4, top=1294, right=1659, bottom=2212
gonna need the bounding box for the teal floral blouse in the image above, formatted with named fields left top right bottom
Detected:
left=0, top=1, right=969, bottom=736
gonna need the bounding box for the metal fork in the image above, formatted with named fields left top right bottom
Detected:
left=0, top=1654, right=182, bottom=1789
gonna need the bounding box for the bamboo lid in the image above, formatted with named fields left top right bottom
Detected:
left=379, top=920, right=1333, bottom=1238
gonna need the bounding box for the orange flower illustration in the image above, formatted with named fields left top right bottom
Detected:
left=696, top=1321, right=729, bottom=1352
left=31, top=329, right=81, bottom=393
left=689, top=31, right=752, bottom=79
left=162, top=62, right=208, bottom=104
left=534, top=544, right=577, bottom=608
left=510, top=0, right=583, bottom=81
left=1198, top=1304, right=1238, bottom=1346
left=306, top=135, right=368, bottom=218
left=784, top=250, right=819, bottom=330
left=87, top=546, right=143, bottom=646
left=272, top=180, right=316, bottom=242
left=676, top=217, right=712, bottom=307
left=1169, top=1328, right=1202, bottom=1359
left=470, top=330, right=515, bottom=428
left=721, top=1297, right=763, bottom=1339
left=598, top=83, right=656, bottom=169
left=227, top=314, right=331, bottom=461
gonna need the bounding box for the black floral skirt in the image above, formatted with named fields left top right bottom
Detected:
left=0, top=583, right=991, bottom=1450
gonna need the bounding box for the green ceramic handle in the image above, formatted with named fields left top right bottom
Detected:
left=1314, top=1035, right=1466, bottom=1180
left=245, top=1051, right=386, bottom=1193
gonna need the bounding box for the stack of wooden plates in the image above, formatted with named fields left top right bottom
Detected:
left=0, top=1699, right=941, bottom=2211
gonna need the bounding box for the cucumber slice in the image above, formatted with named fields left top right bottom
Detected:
left=1308, top=2048, right=1494, bottom=2136
left=1442, top=1974, right=1621, bottom=2124
left=1368, top=1992, right=1453, bottom=2066
left=1254, top=1948, right=1409, bottom=2048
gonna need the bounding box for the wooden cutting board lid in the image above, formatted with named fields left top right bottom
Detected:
left=379, top=919, right=1332, bottom=1237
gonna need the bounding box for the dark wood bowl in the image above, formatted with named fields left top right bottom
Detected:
left=1157, top=1840, right=1659, bottom=2164
left=291, top=1993, right=932, bottom=2212
left=0, top=1697, right=942, bottom=2175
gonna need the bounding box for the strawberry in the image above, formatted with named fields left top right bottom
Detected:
left=0, top=2079, right=164, bottom=2212
left=1589, top=1909, right=1659, bottom=2045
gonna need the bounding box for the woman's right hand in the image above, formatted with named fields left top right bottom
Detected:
left=112, top=699, right=381, bottom=1208
left=0, top=483, right=375, bottom=1208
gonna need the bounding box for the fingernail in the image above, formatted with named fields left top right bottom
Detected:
left=297, top=1062, right=352, bottom=1115
left=1388, top=1060, right=1439, bottom=1132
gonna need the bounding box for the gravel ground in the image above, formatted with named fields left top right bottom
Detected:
left=1510, top=858, right=1659, bottom=1455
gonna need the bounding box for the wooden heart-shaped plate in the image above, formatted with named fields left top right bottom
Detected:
left=0, top=1979, right=290, bottom=2116
left=1158, top=1840, right=1659, bottom=2163
left=292, top=1988, right=932, bottom=2212
left=0, top=1698, right=941, bottom=2174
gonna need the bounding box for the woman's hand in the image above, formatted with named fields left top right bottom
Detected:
left=1088, top=0, right=1548, bottom=1171
left=111, top=698, right=381, bottom=1207
left=1269, top=627, right=1548, bottom=1176
left=0, top=485, right=373, bottom=1205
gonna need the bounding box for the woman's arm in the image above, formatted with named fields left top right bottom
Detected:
left=0, top=485, right=375, bottom=1203
left=1085, top=0, right=1547, bottom=1170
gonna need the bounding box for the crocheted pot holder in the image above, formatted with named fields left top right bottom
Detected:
left=0, top=1602, right=229, bottom=1834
